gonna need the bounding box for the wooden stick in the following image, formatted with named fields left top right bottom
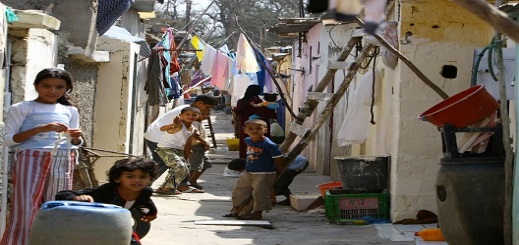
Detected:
left=354, top=17, right=449, bottom=100
left=452, top=0, right=519, bottom=43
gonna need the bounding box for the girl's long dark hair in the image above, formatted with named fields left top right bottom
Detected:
left=34, top=68, right=75, bottom=106
left=241, top=85, right=261, bottom=102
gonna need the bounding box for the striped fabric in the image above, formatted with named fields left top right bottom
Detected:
left=0, top=149, right=75, bottom=245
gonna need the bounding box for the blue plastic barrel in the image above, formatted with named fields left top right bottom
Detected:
left=29, top=201, right=133, bottom=245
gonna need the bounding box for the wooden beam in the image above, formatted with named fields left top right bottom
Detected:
left=452, top=0, right=519, bottom=43
left=354, top=17, right=449, bottom=100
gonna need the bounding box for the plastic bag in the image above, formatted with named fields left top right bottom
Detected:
left=270, top=121, right=284, bottom=137
left=270, top=121, right=285, bottom=144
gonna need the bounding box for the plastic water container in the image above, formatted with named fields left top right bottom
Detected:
left=29, top=201, right=133, bottom=245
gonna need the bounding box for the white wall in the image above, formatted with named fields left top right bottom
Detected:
left=92, top=38, right=141, bottom=183
left=288, top=0, right=496, bottom=221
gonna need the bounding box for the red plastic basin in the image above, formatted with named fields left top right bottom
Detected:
left=419, top=85, right=499, bottom=128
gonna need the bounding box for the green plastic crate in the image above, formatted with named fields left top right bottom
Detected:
left=324, top=190, right=389, bottom=224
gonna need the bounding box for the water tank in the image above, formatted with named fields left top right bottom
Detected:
left=29, top=201, right=132, bottom=245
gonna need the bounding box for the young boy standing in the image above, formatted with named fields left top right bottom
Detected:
left=228, top=119, right=284, bottom=220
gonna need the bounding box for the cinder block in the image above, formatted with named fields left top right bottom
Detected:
left=290, top=194, right=320, bottom=211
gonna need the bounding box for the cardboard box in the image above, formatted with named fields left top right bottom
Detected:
left=290, top=194, right=321, bottom=211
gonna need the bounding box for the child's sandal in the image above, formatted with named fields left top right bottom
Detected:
left=222, top=213, right=238, bottom=218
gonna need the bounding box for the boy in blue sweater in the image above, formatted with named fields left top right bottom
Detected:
left=227, top=119, right=284, bottom=220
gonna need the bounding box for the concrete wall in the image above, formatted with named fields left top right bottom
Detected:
left=2, top=0, right=98, bottom=56
left=67, top=60, right=99, bottom=148
left=92, top=38, right=142, bottom=183
left=9, top=28, right=58, bottom=103
left=290, top=0, right=495, bottom=221
left=389, top=0, right=494, bottom=220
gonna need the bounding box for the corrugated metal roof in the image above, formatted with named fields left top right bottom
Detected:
left=267, top=18, right=321, bottom=38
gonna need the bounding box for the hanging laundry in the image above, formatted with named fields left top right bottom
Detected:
left=363, top=0, right=388, bottom=35
left=235, top=33, right=260, bottom=73
left=200, top=44, right=217, bottom=75
left=145, top=52, right=168, bottom=106
left=211, top=52, right=230, bottom=90
left=167, top=72, right=182, bottom=100
left=366, top=21, right=398, bottom=69
left=332, top=0, right=363, bottom=22
left=166, top=29, right=181, bottom=75
left=253, top=47, right=274, bottom=93
left=232, top=74, right=257, bottom=107
left=306, top=0, right=387, bottom=35
left=5, top=6, right=18, bottom=23
left=191, top=35, right=204, bottom=62
left=96, top=0, right=133, bottom=35
left=337, top=70, right=377, bottom=146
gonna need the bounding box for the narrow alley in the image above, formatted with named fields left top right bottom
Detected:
left=141, top=110, right=439, bottom=245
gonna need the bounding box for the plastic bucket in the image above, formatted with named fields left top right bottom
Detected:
left=316, top=181, right=343, bottom=198
left=419, top=85, right=499, bottom=128
left=29, top=201, right=132, bottom=245
left=226, top=138, right=239, bottom=151
left=335, top=156, right=389, bottom=193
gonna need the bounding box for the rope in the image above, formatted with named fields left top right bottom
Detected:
left=81, top=147, right=137, bottom=157
left=370, top=52, right=377, bottom=125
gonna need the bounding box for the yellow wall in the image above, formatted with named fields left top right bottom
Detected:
left=388, top=0, right=494, bottom=219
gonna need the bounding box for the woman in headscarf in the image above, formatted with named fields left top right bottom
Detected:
left=233, top=85, right=276, bottom=158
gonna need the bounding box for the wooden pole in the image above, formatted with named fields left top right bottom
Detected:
left=452, top=0, right=519, bottom=43
left=496, top=35, right=513, bottom=245
left=354, top=17, right=449, bottom=100
left=448, top=1, right=515, bottom=243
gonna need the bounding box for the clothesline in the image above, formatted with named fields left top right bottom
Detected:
left=182, top=75, right=212, bottom=95
left=152, top=48, right=202, bottom=52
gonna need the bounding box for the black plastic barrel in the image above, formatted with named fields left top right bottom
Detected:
left=334, top=156, right=389, bottom=193
left=436, top=157, right=504, bottom=245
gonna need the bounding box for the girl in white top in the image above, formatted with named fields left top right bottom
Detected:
left=155, top=107, right=205, bottom=194
left=1, top=68, right=83, bottom=245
